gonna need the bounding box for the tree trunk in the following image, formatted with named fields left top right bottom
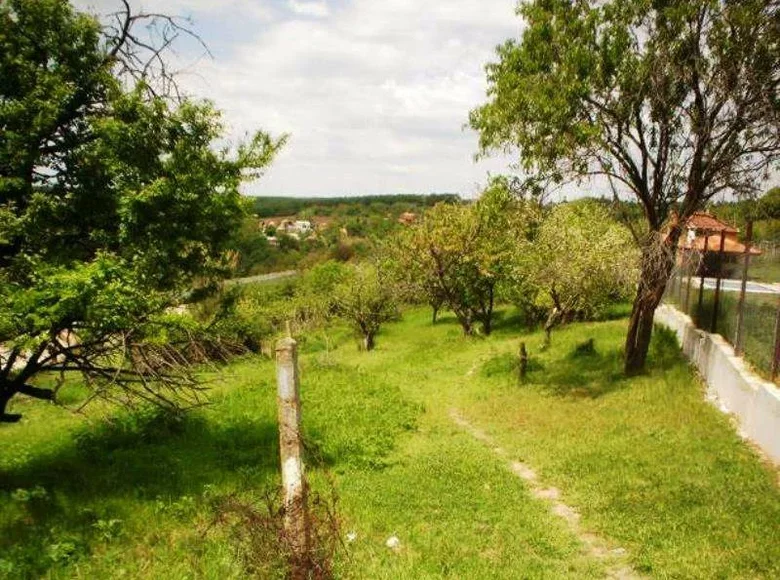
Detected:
left=543, top=307, right=561, bottom=349
left=431, top=303, right=439, bottom=324
left=450, top=307, right=473, bottom=335
left=363, top=332, right=375, bottom=351
left=480, top=285, right=495, bottom=335
left=624, top=228, right=680, bottom=374
left=518, top=342, right=528, bottom=384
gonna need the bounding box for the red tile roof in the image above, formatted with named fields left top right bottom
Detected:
left=679, top=233, right=761, bottom=255
left=685, top=212, right=738, bottom=233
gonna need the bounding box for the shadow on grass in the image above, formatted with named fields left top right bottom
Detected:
left=2, top=409, right=281, bottom=499
left=490, top=309, right=539, bottom=337
left=538, top=340, right=628, bottom=398
left=480, top=351, right=545, bottom=380
left=430, top=308, right=538, bottom=338
left=0, top=407, right=283, bottom=576
left=535, top=326, right=685, bottom=399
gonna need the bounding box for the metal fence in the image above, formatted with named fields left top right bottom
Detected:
left=663, top=229, right=780, bottom=383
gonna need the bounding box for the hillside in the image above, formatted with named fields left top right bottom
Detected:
left=2, top=307, right=779, bottom=577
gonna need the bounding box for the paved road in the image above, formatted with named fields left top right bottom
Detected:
left=697, top=278, right=780, bottom=295
left=223, top=270, right=298, bottom=287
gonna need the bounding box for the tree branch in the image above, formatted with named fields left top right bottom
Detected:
left=16, top=384, right=54, bottom=401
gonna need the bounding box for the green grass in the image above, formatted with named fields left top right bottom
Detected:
left=748, top=252, right=780, bottom=284
left=1, top=308, right=779, bottom=578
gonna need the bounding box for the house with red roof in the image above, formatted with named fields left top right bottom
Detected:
left=678, top=212, right=761, bottom=276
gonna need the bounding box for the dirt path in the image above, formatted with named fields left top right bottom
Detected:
left=449, top=408, right=641, bottom=580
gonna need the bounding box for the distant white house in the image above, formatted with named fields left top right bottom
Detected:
left=294, top=220, right=312, bottom=233
left=277, top=219, right=313, bottom=236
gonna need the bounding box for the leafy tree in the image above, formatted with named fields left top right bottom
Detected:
left=276, top=233, right=301, bottom=252
left=759, top=187, right=780, bottom=220
left=386, top=229, right=448, bottom=324
left=479, top=176, right=542, bottom=326
left=534, top=201, right=638, bottom=345
left=0, top=0, right=284, bottom=421
left=392, top=182, right=535, bottom=335
left=293, top=260, right=350, bottom=325
left=394, top=203, right=486, bottom=335
left=230, top=216, right=274, bottom=276
left=333, top=262, right=398, bottom=351
left=471, top=0, right=780, bottom=373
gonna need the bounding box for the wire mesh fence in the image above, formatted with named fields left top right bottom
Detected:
left=663, top=227, right=780, bottom=384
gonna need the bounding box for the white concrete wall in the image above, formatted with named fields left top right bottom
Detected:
left=654, top=304, right=780, bottom=465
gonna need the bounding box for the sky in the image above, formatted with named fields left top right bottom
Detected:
left=74, top=0, right=524, bottom=198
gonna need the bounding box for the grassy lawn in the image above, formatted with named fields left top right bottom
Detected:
left=1, top=307, right=779, bottom=578
left=748, top=252, right=780, bottom=284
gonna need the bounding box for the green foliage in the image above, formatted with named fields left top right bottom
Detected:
left=295, top=260, right=350, bottom=324
left=229, top=216, right=274, bottom=276
left=471, top=0, right=779, bottom=208
left=759, top=187, right=780, bottom=220
left=470, top=0, right=780, bottom=371
left=535, top=200, right=638, bottom=323
left=709, top=187, right=780, bottom=245
left=250, top=194, right=460, bottom=218
left=332, top=262, right=399, bottom=350
left=196, top=283, right=293, bottom=353
left=391, top=182, right=539, bottom=335
left=230, top=194, right=465, bottom=275
left=0, top=0, right=285, bottom=419
left=195, top=262, right=353, bottom=354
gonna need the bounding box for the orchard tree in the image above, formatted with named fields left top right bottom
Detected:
left=294, top=260, right=350, bottom=325
left=386, top=226, right=448, bottom=324
left=534, top=201, right=638, bottom=345
left=471, top=0, right=780, bottom=373
left=333, top=262, right=399, bottom=351
left=481, top=176, right=542, bottom=324
left=396, top=203, right=492, bottom=335
left=0, top=0, right=285, bottom=421
left=393, top=183, right=536, bottom=335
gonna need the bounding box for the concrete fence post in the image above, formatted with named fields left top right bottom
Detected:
left=275, top=337, right=310, bottom=577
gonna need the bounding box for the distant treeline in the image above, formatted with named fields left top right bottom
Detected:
left=250, top=193, right=461, bottom=217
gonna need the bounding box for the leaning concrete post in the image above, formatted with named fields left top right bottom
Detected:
left=275, top=337, right=310, bottom=576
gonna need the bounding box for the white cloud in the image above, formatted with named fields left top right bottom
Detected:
left=288, top=0, right=330, bottom=18
left=73, top=0, right=524, bottom=197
